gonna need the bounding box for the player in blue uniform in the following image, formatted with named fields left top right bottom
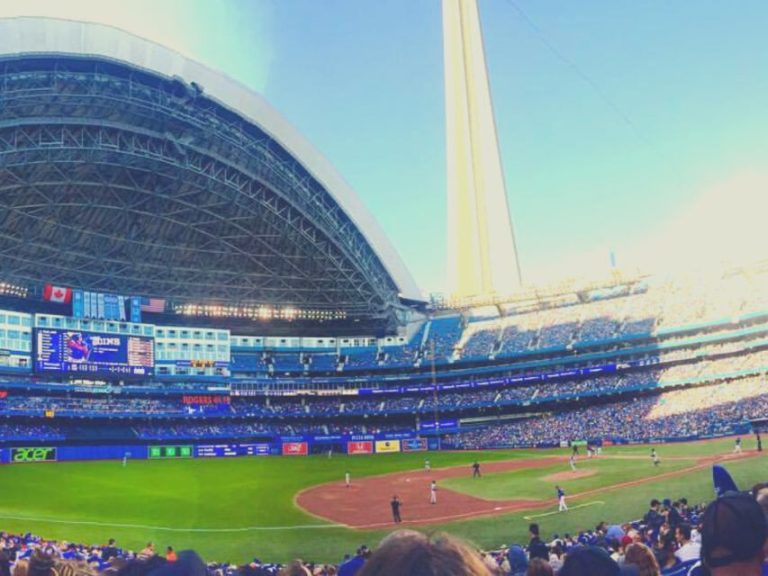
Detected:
left=557, top=485, right=568, bottom=512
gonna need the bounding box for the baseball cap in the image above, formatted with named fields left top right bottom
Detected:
left=701, top=492, right=767, bottom=569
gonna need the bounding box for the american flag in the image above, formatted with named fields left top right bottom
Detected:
left=139, top=297, right=166, bottom=313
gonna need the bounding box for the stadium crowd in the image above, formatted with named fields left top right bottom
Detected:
left=415, top=271, right=768, bottom=364
left=445, top=377, right=768, bottom=448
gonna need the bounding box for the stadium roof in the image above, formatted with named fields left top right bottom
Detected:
left=0, top=17, right=422, bottom=323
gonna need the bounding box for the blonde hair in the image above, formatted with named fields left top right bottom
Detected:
left=12, top=560, right=29, bottom=576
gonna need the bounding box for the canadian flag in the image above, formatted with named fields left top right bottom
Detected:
left=43, top=284, right=72, bottom=304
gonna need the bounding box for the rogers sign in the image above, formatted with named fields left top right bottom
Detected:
left=281, top=442, right=308, bottom=456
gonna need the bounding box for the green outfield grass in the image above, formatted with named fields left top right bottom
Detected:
left=0, top=437, right=762, bottom=564
left=442, top=456, right=697, bottom=500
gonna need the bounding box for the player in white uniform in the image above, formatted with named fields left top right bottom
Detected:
left=122, top=452, right=129, bottom=468
left=430, top=480, right=437, bottom=504
left=345, top=471, right=351, bottom=488
left=569, top=454, right=577, bottom=471
left=424, top=459, right=431, bottom=472
left=733, top=437, right=742, bottom=454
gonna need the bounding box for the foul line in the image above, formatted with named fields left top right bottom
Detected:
left=0, top=513, right=343, bottom=533
left=523, top=501, right=604, bottom=520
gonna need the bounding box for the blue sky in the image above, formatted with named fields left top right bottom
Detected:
left=3, top=1, right=768, bottom=294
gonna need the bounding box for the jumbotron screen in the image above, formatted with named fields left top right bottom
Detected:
left=35, top=329, right=154, bottom=377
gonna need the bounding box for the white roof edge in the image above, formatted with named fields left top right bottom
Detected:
left=0, top=16, right=424, bottom=302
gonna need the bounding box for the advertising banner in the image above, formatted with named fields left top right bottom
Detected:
left=346, top=441, right=373, bottom=455
left=374, top=440, right=401, bottom=454
left=282, top=442, right=308, bottom=456
left=401, top=438, right=428, bottom=452
left=418, top=419, right=458, bottom=431
left=10, top=447, right=57, bottom=463
left=148, top=445, right=193, bottom=459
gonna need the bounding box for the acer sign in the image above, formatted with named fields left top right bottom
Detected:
left=11, top=447, right=57, bottom=463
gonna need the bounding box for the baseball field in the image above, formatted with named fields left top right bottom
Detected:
left=0, top=437, right=762, bottom=564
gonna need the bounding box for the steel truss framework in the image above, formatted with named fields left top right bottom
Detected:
left=0, top=56, right=402, bottom=320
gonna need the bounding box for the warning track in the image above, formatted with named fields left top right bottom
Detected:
left=296, top=451, right=759, bottom=530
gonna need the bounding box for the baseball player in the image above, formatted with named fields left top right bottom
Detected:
left=557, top=485, right=568, bottom=512
left=424, top=459, right=431, bottom=472
left=734, top=437, right=742, bottom=454
left=472, top=461, right=481, bottom=478
left=430, top=480, right=437, bottom=504
left=651, top=448, right=660, bottom=466
left=345, top=470, right=351, bottom=488
left=391, top=495, right=402, bottom=523
left=569, top=453, right=577, bottom=471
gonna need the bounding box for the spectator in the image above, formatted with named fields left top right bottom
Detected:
left=279, top=561, right=311, bottom=576
left=701, top=493, right=767, bottom=575
left=752, top=482, right=768, bottom=518
left=508, top=545, right=528, bottom=576
left=644, top=499, right=664, bottom=533
left=528, top=524, right=549, bottom=561
left=339, top=546, right=369, bottom=576
left=164, top=547, right=176, bottom=563
left=526, top=558, right=554, bottom=576
left=138, top=543, right=155, bottom=561
left=102, top=539, right=118, bottom=562
left=357, top=531, right=491, bottom=576
left=145, top=550, right=205, bottom=576
left=558, top=546, right=622, bottom=576
left=674, top=523, right=700, bottom=563
left=624, top=543, right=660, bottom=576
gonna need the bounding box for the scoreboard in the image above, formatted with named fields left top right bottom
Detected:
left=35, top=328, right=154, bottom=377
left=195, top=443, right=271, bottom=457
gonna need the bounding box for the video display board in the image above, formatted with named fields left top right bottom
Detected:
left=35, top=329, right=154, bottom=377
left=195, top=443, right=271, bottom=458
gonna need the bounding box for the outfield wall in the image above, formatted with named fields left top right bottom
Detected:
left=0, top=434, right=437, bottom=464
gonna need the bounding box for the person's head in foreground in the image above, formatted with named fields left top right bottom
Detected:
left=701, top=492, right=767, bottom=575
left=623, top=543, right=660, bottom=576
left=526, top=557, right=554, bottom=576
left=558, top=545, right=638, bottom=576
left=358, top=530, right=491, bottom=576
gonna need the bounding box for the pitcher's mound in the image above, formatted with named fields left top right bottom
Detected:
left=543, top=469, right=596, bottom=482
